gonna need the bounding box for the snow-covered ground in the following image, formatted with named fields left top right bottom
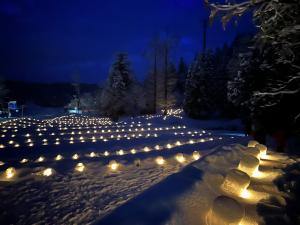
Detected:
left=0, top=113, right=248, bottom=224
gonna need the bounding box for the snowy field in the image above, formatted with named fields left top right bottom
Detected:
left=0, top=113, right=247, bottom=224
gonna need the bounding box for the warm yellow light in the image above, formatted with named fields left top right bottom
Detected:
left=5, top=167, right=16, bottom=179
left=240, top=189, right=251, bottom=199
left=189, top=140, right=194, bottom=144
left=175, top=153, right=185, bottom=163
left=143, top=147, right=150, bottom=152
left=117, top=149, right=124, bottom=155
left=104, top=151, right=109, bottom=156
left=166, top=144, right=172, bottom=149
left=75, top=162, right=85, bottom=172
left=109, top=160, right=119, bottom=171
left=89, top=152, right=96, bottom=157
left=255, top=144, right=267, bottom=158
left=72, top=154, right=79, bottom=160
left=55, top=154, right=63, bottom=161
left=131, top=149, right=136, bottom=154
left=175, top=141, right=181, bottom=146
left=37, top=156, right=45, bottom=162
left=192, top=151, right=201, bottom=160
left=155, top=156, right=165, bottom=165
left=248, top=140, right=259, bottom=147
left=0, top=161, right=5, bottom=166
left=42, top=168, right=53, bottom=176
left=154, top=145, right=160, bottom=150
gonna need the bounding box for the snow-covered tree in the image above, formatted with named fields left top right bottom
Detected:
left=184, top=52, right=215, bottom=118
left=100, top=53, right=145, bottom=119
left=207, top=0, right=300, bottom=133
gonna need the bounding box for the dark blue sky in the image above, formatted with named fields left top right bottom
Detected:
left=0, top=0, right=255, bottom=83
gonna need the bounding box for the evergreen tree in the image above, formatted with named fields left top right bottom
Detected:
left=184, top=52, right=215, bottom=118
left=100, top=53, right=144, bottom=119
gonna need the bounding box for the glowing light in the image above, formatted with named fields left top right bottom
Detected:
left=42, top=168, right=53, bottom=176
left=117, top=149, right=124, bottom=155
left=89, top=152, right=96, bottom=157
left=255, top=144, right=267, bottom=158
left=222, top=169, right=250, bottom=198
left=109, top=160, right=119, bottom=171
left=155, top=156, right=165, bottom=165
left=72, top=154, right=79, bottom=160
left=175, top=141, right=181, bottom=146
left=104, top=151, right=109, bottom=156
left=5, top=167, right=16, bottom=179
left=175, top=153, right=185, bottom=163
left=131, top=149, right=136, bottom=154
left=75, top=162, right=85, bottom=172
left=238, top=155, right=260, bottom=177
left=189, top=140, right=194, bottom=144
left=0, top=161, right=4, bottom=166
left=166, top=144, right=172, bottom=149
left=37, top=156, right=45, bottom=162
left=55, top=154, right=63, bottom=161
left=192, top=151, right=201, bottom=160
left=20, top=158, right=28, bottom=163
left=154, top=145, right=160, bottom=150
left=143, top=147, right=150, bottom=152
left=248, top=140, right=259, bottom=147
left=0, top=144, right=5, bottom=149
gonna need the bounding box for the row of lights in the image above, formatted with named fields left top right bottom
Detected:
left=1, top=151, right=202, bottom=180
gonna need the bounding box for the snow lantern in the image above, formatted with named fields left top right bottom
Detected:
left=192, top=151, right=201, bottom=160
left=109, top=160, right=119, bottom=171
left=75, top=162, right=85, bottom=172
left=208, top=195, right=245, bottom=225
left=42, top=168, right=53, bottom=176
left=5, top=167, right=16, bottom=179
left=255, top=144, right=267, bottom=158
left=222, top=169, right=250, bottom=197
left=244, top=147, right=261, bottom=159
left=175, top=153, right=185, bottom=163
left=155, top=156, right=165, bottom=165
left=238, top=154, right=260, bottom=177
left=247, top=140, right=259, bottom=147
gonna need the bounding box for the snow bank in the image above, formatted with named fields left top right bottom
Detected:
left=96, top=143, right=297, bottom=225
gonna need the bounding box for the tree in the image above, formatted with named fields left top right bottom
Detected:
left=207, top=0, right=300, bottom=145
left=184, top=51, right=215, bottom=118
left=177, top=57, right=188, bottom=101
left=100, top=53, right=145, bottom=119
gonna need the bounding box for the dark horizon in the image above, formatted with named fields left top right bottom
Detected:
left=0, top=0, right=255, bottom=84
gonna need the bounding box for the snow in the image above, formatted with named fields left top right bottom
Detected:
left=0, top=113, right=297, bottom=225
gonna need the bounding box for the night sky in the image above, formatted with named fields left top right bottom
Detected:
left=0, top=0, right=255, bottom=83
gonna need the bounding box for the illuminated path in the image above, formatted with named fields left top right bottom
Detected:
left=0, top=114, right=248, bottom=224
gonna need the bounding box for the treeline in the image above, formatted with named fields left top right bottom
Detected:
left=93, top=34, right=253, bottom=120
left=0, top=81, right=98, bottom=108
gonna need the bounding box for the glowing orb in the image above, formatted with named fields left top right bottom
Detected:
left=175, top=153, right=185, bottom=163
left=37, top=156, right=45, bottom=162
left=175, top=141, right=181, bottom=146
left=109, top=160, right=119, bottom=171
left=5, top=167, right=16, bottom=179
left=238, top=154, right=260, bottom=177
left=248, top=140, right=259, bottom=147
left=104, top=151, right=109, bottom=156
left=89, top=152, right=96, bottom=157
left=72, top=154, right=79, bottom=160
left=20, top=158, right=28, bottom=163
left=75, top=162, right=85, bottom=172
left=143, top=147, right=150, bottom=152
left=42, top=168, right=53, bottom=176
left=221, top=169, right=250, bottom=197
left=131, top=149, right=136, bottom=154
left=55, top=154, right=63, bottom=161
left=155, top=156, right=165, bottom=165
left=0, top=161, right=4, bottom=166
left=154, top=145, right=160, bottom=150
left=192, top=151, right=201, bottom=160
left=166, top=144, right=172, bottom=149
left=117, top=149, right=124, bottom=155
left=208, top=195, right=245, bottom=225
left=189, top=140, right=194, bottom=144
